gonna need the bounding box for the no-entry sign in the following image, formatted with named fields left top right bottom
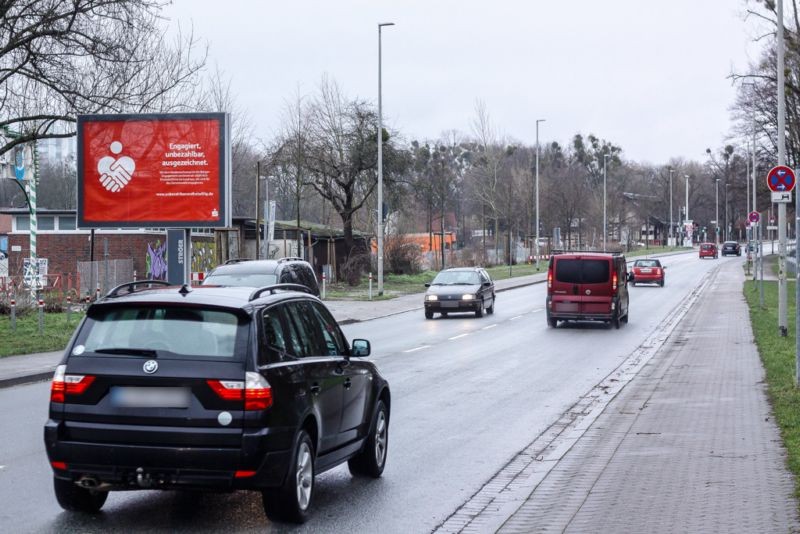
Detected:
left=767, top=165, right=796, bottom=193
left=749, top=211, right=760, bottom=223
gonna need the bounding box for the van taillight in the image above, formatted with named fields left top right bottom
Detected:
left=50, top=364, right=95, bottom=403
left=612, top=271, right=618, bottom=292
left=547, top=269, right=553, bottom=289
left=207, top=372, right=273, bottom=411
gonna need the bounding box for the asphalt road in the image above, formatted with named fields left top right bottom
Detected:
left=0, top=252, right=736, bottom=533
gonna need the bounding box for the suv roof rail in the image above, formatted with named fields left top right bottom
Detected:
left=104, top=280, right=172, bottom=299
left=550, top=249, right=624, bottom=256
left=277, top=257, right=304, bottom=263
left=249, top=283, right=315, bottom=301
left=224, top=258, right=253, bottom=265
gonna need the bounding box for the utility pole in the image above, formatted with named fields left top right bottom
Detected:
left=535, top=119, right=545, bottom=266
left=377, top=22, right=394, bottom=296
left=669, top=168, right=674, bottom=246
left=778, top=0, right=788, bottom=337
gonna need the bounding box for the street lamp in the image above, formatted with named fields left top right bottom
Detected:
left=535, top=119, right=545, bottom=263
left=603, top=154, right=610, bottom=250
left=684, top=174, right=690, bottom=245
left=377, top=22, right=394, bottom=296
left=669, top=168, right=674, bottom=245
left=715, top=178, right=720, bottom=245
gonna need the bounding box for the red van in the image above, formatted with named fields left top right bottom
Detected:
left=546, top=252, right=630, bottom=329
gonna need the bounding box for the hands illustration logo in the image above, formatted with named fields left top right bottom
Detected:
left=98, top=141, right=135, bottom=193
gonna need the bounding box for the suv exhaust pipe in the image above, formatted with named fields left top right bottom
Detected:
left=78, top=476, right=99, bottom=489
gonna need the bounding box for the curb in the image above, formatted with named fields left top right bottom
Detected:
left=0, top=371, right=53, bottom=389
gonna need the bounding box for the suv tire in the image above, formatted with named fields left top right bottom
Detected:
left=348, top=400, right=389, bottom=478
left=425, top=310, right=433, bottom=320
left=475, top=300, right=484, bottom=318
left=53, top=477, right=108, bottom=513
left=262, top=430, right=315, bottom=524
left=487, top=296, right=495, bottom=314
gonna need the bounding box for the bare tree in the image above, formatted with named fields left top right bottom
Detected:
left=0, top=0, right=206, bottom=156
left=293, top=77, right=406, bottom=269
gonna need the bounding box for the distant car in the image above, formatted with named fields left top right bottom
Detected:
left=43, top=281, right=389, bottom=524
left=721, top=241, right=741, bottom=256
left=424, top=267, right=495, bottom=319
left=699, top=243, right=718, bottom=259
left=203, top=258, right=320, bottom=296
left=630, top=258, right=665, bottom=287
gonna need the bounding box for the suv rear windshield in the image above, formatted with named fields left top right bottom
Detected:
left=555, top=259, right=610, bottom=285
left=75, top=306, right=245, bottom=360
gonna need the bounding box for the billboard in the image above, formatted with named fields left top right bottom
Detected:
left=77, top=113, right=231, bottom=228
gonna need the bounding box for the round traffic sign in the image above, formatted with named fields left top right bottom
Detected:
left=749, top=211, right=760, bottom=223
left=767, top=165, right=796, bottom=192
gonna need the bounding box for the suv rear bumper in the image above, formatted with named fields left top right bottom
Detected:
left=44, top=420, right=293, bottom=490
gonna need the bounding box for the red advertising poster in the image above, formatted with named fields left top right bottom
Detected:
left=78, top=114, right=229, bottom=228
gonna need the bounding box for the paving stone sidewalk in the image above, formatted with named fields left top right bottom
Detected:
left=496, top=261, right=800, bottom=533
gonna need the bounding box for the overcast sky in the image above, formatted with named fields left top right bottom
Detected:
left=165, top=1, right=763, bottom=165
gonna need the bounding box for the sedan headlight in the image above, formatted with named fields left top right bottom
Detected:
left=426, top=295, right=438, bottom=301
left=462, top=294, right=474, bottom=300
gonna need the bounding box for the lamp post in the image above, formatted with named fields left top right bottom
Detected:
left=715, top=178, right=720, bottom=245
left=535, top=119, right=545, bottom=263
left=603, top=154, right=610, bottom=251
left=684, top=174, right=690, bottom=246
left=669, top=168, right=674, bottom=245
left=377, top=22, right=394, bottom=297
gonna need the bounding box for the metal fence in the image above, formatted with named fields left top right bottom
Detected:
left=77, top=259, right=134, bottom=297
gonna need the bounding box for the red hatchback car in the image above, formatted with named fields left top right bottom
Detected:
left=699, top=243, right=718, bottom=259
left=630, top=258, right=665, bottom=287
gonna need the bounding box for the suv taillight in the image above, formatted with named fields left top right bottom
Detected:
left=207, top=372, right=273, bottom=411
left=50, top=364, right=96, bottom=403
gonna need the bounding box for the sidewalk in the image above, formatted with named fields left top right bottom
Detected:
left=496, top=260, right=800, bottom=532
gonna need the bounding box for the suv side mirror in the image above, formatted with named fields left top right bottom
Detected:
left=351, top=339, right=371, bottom=357
left=482, top=281, right=492, bottom=287
left=425, top=283, right=431, bottom=288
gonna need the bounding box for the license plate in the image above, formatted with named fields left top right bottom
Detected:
left=640, top=268, right=651, bottom=273
left=111, top=387, right=191, bottom=408
left=441, top=301, right=459, bottom=308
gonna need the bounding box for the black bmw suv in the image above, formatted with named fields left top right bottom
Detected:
left=44, top=281, right=389, bottom=523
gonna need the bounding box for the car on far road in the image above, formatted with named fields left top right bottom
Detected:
left=44, top=280, right=389, bottom=524
left=721, top=241, right=741, bottom=256
left=629, top=258, right=665, bottom=287
left=203, top=257, right=320, bottom=296
left=699, top=243, right=718, bottom=259
left=424, top=267, right=495, bottom=319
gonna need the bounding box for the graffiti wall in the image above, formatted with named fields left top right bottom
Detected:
left=146, top=238, right=215, bottom=280
left=192, top=241, right=216, bottom=274
left=146, top=239, right=167, bottom=280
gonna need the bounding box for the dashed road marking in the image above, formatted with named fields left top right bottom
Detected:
left=482, top=324, right=497, bottom=330
left=531, top=308, right=544, bottom=313
left=449, top=334, right=469, bottom=341
left=403, top=345, right=431, bottom=353
left=510, top=315, right=523, bottom=320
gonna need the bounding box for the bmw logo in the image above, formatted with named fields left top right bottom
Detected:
left=143, top=360, right=159, bottom=374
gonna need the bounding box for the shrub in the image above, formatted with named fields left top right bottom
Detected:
left=385, top=235, right=422, bottom=275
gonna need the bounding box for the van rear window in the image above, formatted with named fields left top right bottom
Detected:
left=555, top=259, right=609, bottom=285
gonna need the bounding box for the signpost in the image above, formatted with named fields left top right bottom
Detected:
left=766, top=165, right=796, bottom=337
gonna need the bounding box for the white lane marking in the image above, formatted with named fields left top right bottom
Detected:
left=404, top=345, right=431, bottom=353
left=482, top=324, right=497, bottom=330
left=449, top=334, right=469, bottom=341
left=510, top=315, right=523, bottom=320
left=531, top=308, right=544, bottom=313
